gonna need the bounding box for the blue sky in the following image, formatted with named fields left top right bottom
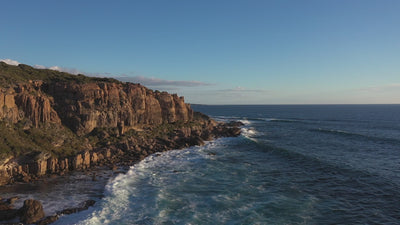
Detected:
left=1, top=0, right=400, bottom=104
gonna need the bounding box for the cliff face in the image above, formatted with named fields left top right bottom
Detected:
left=0, top=80, right=193, bottom=135
left=46, top=82, right=193, bottom=135
left=0, top=81, right=61, bottom=127
left=0, top=63, right=240, bottom=186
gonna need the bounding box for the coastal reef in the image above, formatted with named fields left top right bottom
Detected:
left=0, top=62, right=241, bottom=186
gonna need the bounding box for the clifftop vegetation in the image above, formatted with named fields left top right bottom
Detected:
left=0, top=62, right=120, bottom=87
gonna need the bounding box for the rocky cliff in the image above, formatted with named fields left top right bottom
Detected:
left=46, top=81, right=193, bottom=136
left=1, top=77, right=193, bottom=135
left=0, top=62, right=241, bottom=186
left=0, top=80, right=61, bottom=127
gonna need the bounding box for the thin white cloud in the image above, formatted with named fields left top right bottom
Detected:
left=35, top=64, right=110, bottom=77
left=116, top=75, right=213, bottom=87
left=35, top=65, right=82, bottom=75
left=184, top=86, right=273, bottom=104
left=0, top=59, right=84, bottom=75
left=217, top=86, right=269, bottom=93
left=0, top=59, right=20, bottom=66
left=3, top=59, right=112, bottom=78
left=85, top=72, right=112, bottom=77
left=34, top=64, right=113, bottom=77
left=33, top=64, right=47, bottom=69
left=191, top=86, right=271, bottom=101
left=356, top=83, right=400, bottom=92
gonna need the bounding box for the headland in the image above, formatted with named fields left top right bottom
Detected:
left=0, top=62, right=241, bottom=224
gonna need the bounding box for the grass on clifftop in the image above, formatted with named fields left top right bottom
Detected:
left=0, top=62, right=120, bottom=87
left=0, top=121, right=87, bottom=159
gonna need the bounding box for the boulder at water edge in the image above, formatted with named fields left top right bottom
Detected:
left=19, top=199, right=45, bottom=224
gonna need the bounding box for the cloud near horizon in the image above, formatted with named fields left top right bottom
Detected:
left=355, top=83, right=400, bottom=93
left=0, top=59, right=20, bottom=66
left=217, top=86, right=270, bottom=93
left=115, top=75, right=213, bottom=87
left=1, top=58, right=85, bottom=75
left=34, top=65, right=83, bottom=75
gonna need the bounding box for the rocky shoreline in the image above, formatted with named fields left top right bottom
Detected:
left=0, top=119, right=241, bottom=186
left=0, top=121, right=242, bottom=224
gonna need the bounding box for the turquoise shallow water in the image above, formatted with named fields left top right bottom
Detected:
left=51, top=105, right=400, bottom=224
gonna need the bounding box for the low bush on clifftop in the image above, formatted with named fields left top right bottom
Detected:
left=0, top=121, right=87, bottom=158
left=0, top=62, right=120, bottom=87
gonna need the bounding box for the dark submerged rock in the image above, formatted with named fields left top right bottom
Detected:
left=58, top=199, right=96, bottom=215
left=0, top=197, right=20, bottom=221
left=37, top=215, right=59, bottom=225
left=19, top=199, right=45, bottom=224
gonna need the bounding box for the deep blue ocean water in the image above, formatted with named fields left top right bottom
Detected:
left=51, top=105, right=400, bottom=224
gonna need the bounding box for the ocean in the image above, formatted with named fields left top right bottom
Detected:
left=4, top=105, right=400, bottom=224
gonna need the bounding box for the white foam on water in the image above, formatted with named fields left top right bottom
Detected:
left=238, top=119, right=251, bottom=125
left=52, top=135, right=320, bottom=225
left=241, top=127, right=257, bottom=136
left=54, top=143, right=219, bottom=225
left=240, top=122, right=259, bottom=142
